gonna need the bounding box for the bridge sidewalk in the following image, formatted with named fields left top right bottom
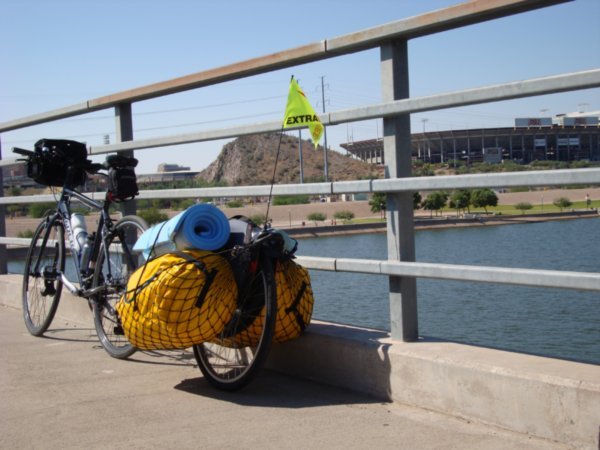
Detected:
left=0, top=305, right=570, bottom=450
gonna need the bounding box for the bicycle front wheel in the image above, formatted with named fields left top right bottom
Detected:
left=92, top=215, right=147, bottom=359
left=22, top=218, right=64, bottom=336
left=193, top=254, right=277, bottom=391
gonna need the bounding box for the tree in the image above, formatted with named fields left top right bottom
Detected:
left=369, top=192, right=421, bottom=219
left=307, top=212, right=326, bottom=226
left=470, top=188, right=498, bottom=214
left=514, top=202, right=533, bottom=215
left=449, top=189, right=471, bottom=216
left=422, top=191, right=449, bottom=217
left=369, top=193, right=386, bottom=219
left=553, top=197, right=572, bottom=212
left=413, top=192, right=422, bottom=210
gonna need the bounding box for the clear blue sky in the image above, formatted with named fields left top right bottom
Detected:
left=1, top=0, right=599, bottom=173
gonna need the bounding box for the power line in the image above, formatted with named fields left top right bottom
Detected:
left=59, top=94, right=285, bottom=123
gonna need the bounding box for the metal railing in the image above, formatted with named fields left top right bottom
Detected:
left=1, top=0, right=599, bottom=342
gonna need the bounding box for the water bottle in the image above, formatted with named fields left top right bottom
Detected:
left=70, top=213, right=88, bottom=255
left=80, top=233, right=94, bottom=269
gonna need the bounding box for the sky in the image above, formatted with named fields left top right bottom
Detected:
left=1, top=0, right=599, bottom=174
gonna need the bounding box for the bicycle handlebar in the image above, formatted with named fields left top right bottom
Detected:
left=13, top=146, right=113, bottom=175
left=12, top=147, right=35, bottom=157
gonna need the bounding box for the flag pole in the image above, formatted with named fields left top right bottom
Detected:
left=263, top=128, right=284, bottom=231
left=263, top=75, right=294, bottom=230
left=299, top=128, right=304, bottom=184
left=321, top=75, right=329, bottom=182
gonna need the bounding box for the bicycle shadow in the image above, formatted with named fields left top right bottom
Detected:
left=41, top=327, right=99, bottom=343
left=32, top=327, right=199, bottom=367
left=174, top=322, right=393, bottom=408
left=174, top=370, right=385, bottom=409
left=124, top=349, right=197, bottom=367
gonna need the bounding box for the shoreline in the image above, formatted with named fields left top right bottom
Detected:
left=283, top=209, right=599, bottom=239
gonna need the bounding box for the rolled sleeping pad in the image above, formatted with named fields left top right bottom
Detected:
left=133, top=203, right=230, bottom=258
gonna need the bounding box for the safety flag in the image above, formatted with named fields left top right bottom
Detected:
left=283, top=77, right=324, bottom=148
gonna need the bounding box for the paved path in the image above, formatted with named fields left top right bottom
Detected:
left=0, top=305, right=572, bottom=450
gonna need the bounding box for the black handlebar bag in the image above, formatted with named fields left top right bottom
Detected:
left=106, top=155, right=139, bottom=202
left=28, top=139, right=89, bottom=187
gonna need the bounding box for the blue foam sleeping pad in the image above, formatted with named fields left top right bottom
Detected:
left=133, top=203, right=230, bottom=258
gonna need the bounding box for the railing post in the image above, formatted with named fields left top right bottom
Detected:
left=381, top=40, right=418, bottom=341
left=0, top=137, right=7, bottom=274
left=115, top=103, right=137, bottom=217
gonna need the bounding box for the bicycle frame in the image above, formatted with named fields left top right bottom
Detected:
left=35, top=186, right=117, bottom=298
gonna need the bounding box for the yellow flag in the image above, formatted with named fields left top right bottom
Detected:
left=283, top=78, right=324, bottom=148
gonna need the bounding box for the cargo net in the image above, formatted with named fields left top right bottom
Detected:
left=116, top=250, right=237, bottom=350
left=224, top=258, right=314, bottom=347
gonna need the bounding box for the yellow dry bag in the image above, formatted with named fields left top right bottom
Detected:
left=231, top=258, right=314, bottom=346
left=117, top=250, right=237, bottom=350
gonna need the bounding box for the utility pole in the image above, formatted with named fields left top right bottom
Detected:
left=298, top=129, right=304, bottom=183
left=321, top=76, right=329, bottom=182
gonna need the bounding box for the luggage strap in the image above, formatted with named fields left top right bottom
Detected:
left=285, top=281, right=308, bottom=332
left=171, top=251, right=218, bottom=309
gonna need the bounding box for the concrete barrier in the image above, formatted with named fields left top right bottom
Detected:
left=3, top=274, right=599, bottom=449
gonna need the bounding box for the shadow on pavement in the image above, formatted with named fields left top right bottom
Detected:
left=174, top=370, right=385, bottom=409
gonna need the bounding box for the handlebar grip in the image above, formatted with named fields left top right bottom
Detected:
left=12, top=147, right=34, bottom=156
left=86, top=163, right=104, bottom=173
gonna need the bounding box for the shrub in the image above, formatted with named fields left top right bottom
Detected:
left=273, top=195, right=310, bottom=206
left=17, top=229, right=34, bottom=238
left=226, top=200, right=244, bottom=208
left=333, top=210, right=355, bottom=223
left=28, top=203, right=56, bottom=219
left=514, top=202, right=533, bottom=214
left=553, top=197, right=572, bottom=211
left=249, top=214, right=266, bottom=226
left=138, top=208, right=168, bottom=226
left=307, top=212, right=326, bottom=225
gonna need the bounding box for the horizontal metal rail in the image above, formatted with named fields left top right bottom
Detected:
left=0, top=0, right=570, bottom=133
left=84, top=69, right=600, bottom=156
left=294, top=256, right=600, bottom=292
left=1, top=69, right=596, bottom=161
left=1, top=168, right=598, bottom=205
left=3, top=237, right=598, bottom=292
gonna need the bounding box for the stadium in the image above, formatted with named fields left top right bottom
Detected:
left=341, top=113, right=600, bottom=166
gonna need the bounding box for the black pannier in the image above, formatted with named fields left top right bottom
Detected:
left=106, top=154, right=139, bottom=202
left=27, top=139, right=89, bottom=187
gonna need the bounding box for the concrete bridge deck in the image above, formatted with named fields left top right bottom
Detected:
left=0, top=305, right=571, bottom=450
left=1, top=273, right=598, bottom=449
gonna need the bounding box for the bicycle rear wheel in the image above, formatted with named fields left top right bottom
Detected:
left=92, top=215, right=147, bottom=358
left=22, top=218, right=64, bottom=336
left=193, top=253, right=276, bottom=391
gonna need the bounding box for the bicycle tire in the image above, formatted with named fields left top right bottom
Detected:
left=22, top=218, right=64, bottom=336
left=92, top=215, right=148, bottom=359
left=193, top=253, right=277, bottom=391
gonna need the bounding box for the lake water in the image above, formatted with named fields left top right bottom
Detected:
left=297, top=217, right=600, bottom=365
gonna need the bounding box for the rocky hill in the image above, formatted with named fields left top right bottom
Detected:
left=198, top=133, right=380, bottom=185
